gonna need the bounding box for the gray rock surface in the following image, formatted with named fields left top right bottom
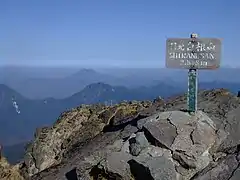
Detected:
left=192, top=154, right=239, bottom=180
left=130, top=155, right=177, bottom=180
left=79, top=110, right=226, bottom=180
left=230, top=167, right=240, bottom=180
left=129, top=132, right=149, bottom=156
left=142, top=117, right=177, bottom=149
left=95, top=152, right=132, bottom=179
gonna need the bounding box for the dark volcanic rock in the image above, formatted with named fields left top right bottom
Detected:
left=192, top=154, right=239, bottom=180
left=217, top=106, right=240, bottom=153
left=120, top=124, right=138, bottom=139
left=142, top=118, right=177, bottom=149
left=230, top=166, right=240, bottom=180
left=129, top=132, right=149, bottom=156
left=91, top=152, right=132, bottom=180
left=129, top=155, right=177, bottom=180
left=172, top=151, right=196, bottom=169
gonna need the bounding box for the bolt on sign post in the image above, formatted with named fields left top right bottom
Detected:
left=165, top=33, right=222, bottom=113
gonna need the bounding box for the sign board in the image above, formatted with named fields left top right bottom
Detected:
left=166, top=38, right=221, bottom=69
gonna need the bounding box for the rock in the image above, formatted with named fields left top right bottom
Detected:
left=129, top=155, right=177, bottom=180
left=90, top=152, right=133, bottom=180
left=129, top=132, right=149, bottom=156
left=106, top=139, right=124, bottom=152
left=192, top=154, right=239, bottom=180
left=129, top=143, right=142, bottom=156
left=65, top=168, right=78, bottom=180
left=0, top=157, right=25, bottom=180
left=137, top=110, right=221, bottom=179
left=142, top=117, right=177, bottom=149
left=212, top=152, right=227, bottom=162
left=217, top=106, right=240, bottom=153
left=175, top=165, right=189, bottom=176
left=191, top=112, right=217, bottom=148
left=121, top=133, right=136, bottom=153
left=104, top=101, right=148, bottom=126
left=237, top=151, right=240, bottom=161
left=230, top=166, right=240, bottom=180
left=172, top=151, right=196, bottom=169
left=209, top=129, right=229, bottom=155
left=171, top=111, right=217, bottom=155
left=120, top=124, right=138, bottom=139
left=142, top=145, right=172, bottom=159
left=137, top=113, right=160, bottom=130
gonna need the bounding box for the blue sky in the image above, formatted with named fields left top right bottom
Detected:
left=0, top=0, right=239, bottom=68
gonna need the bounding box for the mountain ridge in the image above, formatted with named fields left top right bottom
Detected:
left=2, top=66, right=240, bottom=99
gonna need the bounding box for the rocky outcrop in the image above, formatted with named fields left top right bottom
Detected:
left=4, top=89, right=240, bottom=180
left=83, top=110, right=225, bottom=180
left=23, top=101, right=151, bottom=176
left=0, top=156, right=24, bottom=180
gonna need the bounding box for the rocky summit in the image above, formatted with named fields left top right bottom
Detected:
left=1, top=89, right=240, bottom=180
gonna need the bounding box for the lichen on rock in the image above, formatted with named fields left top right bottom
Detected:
left=0, top=156, right=24, bottom=180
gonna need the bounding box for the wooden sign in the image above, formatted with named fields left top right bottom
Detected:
left=166, top=38, right=221, bottom=69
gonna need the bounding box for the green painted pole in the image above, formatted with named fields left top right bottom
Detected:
left=187, top=69, right=197, bottom=112
left=187, top=33, right=198, bottom=113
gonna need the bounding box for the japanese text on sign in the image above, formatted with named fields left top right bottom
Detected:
left=166, top=38, right=221, bottom=69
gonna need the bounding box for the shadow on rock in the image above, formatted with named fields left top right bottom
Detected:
left=65, top=168, right=78, bottom=180
left=103, top=114, right=148, bottom=133
left=127, top=159, right=154, bottom=180
left=89, top=165, right=122, bottom=180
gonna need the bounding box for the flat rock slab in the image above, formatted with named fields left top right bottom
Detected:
left=143, top=118, right=177, bottom=149
left=230, top=166, right=240, bottom=180
left=120, top=124, right=138, bottom=139
left=97, top=152, right=132, bottom=179
left=130, top=155, right=177, bottom=180
left=192, top=154, right=239, bottom=180
left=217, top=106, right=240, bottom=153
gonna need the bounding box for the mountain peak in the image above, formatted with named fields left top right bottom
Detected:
left=0, top=84, right=13, bottom=91
left=84, top=82, right=112, bottom=89
left=73, top=68, right=98, bottom=76
left=0, top=84, right=24, bottom=102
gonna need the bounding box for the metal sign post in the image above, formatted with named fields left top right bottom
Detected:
left=165, top=33, right=221, bottom=113
left=187, top=33, right=198, bottom=113
left=188, top=68, right=197, bottom=112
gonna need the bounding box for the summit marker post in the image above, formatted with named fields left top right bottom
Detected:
left=165, top=33, right=221, bottom=113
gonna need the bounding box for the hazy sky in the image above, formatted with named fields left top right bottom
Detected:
left=1, top=0, right=239, bottom=68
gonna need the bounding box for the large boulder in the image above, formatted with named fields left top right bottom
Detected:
left=85, top=110, right=228, bottom=180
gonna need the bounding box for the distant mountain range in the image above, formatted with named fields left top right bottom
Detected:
left=1, top=66, right=240, bottom=99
